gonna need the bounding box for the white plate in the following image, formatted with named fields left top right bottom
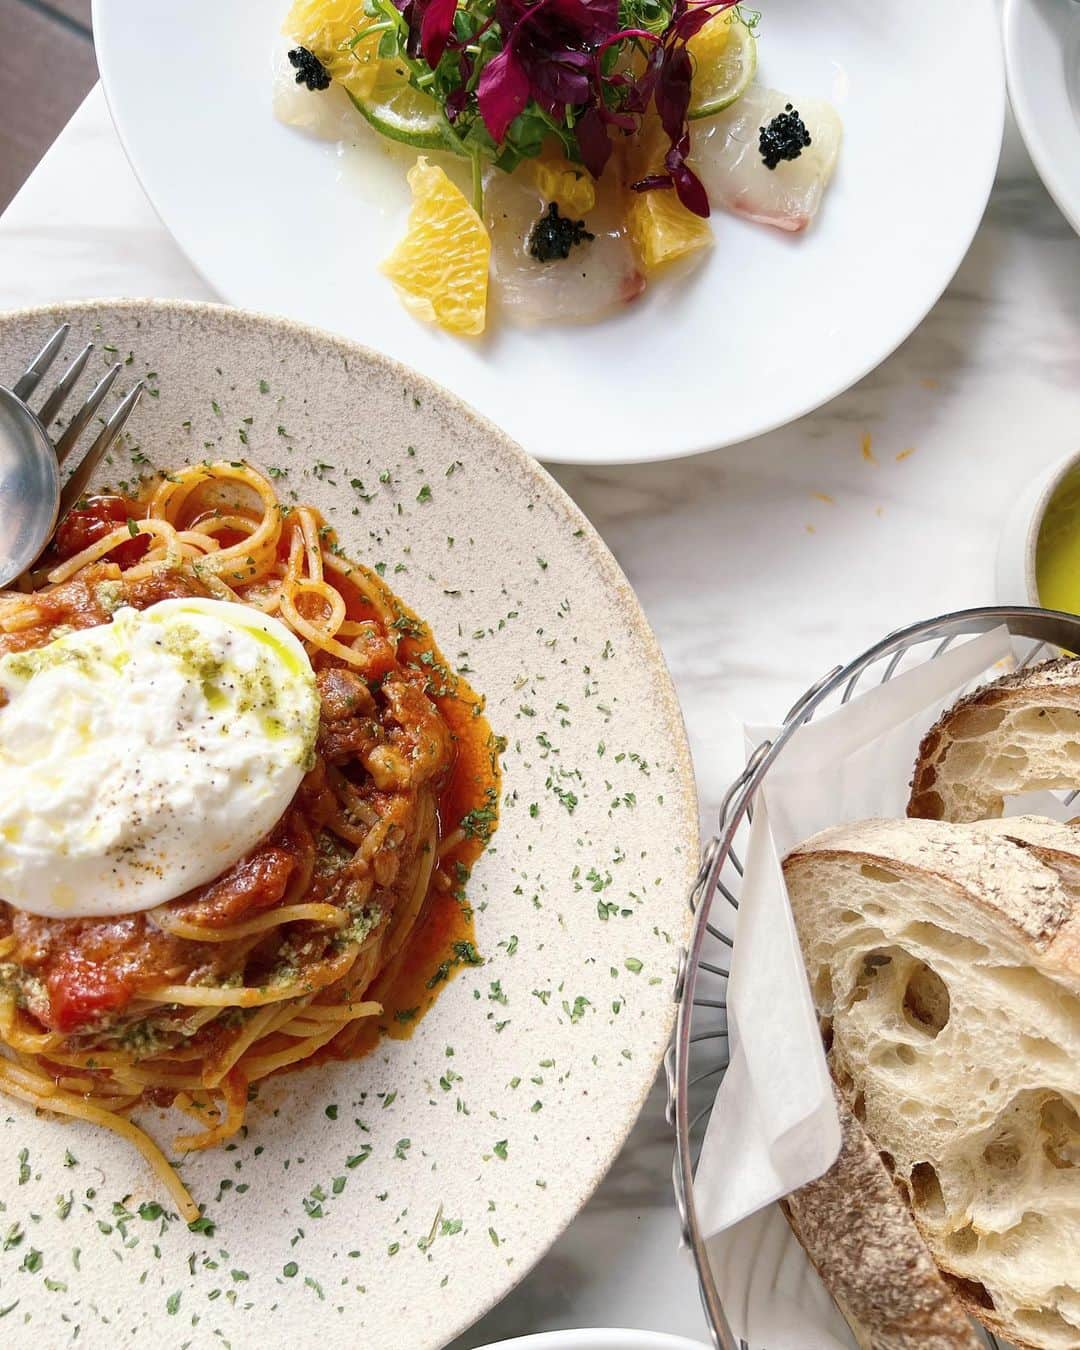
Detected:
left=0, top=300, right=698, bottom=1349
left=1004, top=0, right=1080, bottom=234
left=91, top=0, right=1004, bottom=465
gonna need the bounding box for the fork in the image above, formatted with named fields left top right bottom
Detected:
left=1, top=322, right=144, bottom=585
left=16, top=321, right=146, bottom=518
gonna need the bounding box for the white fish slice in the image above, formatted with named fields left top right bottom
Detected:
left=690, top=86, right=842, bottom=233
left=485, top=166, right=645, bottom=326
left=271, top=37, right=358, bottom=141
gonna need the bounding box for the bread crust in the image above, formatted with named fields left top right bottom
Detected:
left=786, top=817, right=1080, bottom=976
left=782, top=1084, right=982, bottom=1349
left=975, top=815, right=1080, bottom=971
left=908, top=656, right=1080, bottom=821
left=783, top=820, right=1080, bottom=1350
left=939, top=1273, right=1045, bottom=1350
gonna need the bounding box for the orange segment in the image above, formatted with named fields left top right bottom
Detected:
left=381, top=158, right=491, bottom=336
left=626, top=112, right=712, bottom=269
left=531, top=158, right=597, bottom=217
left=627, top=187, right=713, bottom=269
left=282, top=0, right=383, bottom=99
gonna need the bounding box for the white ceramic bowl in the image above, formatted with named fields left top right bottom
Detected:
left=1003, top=0, right=1080, bottom=235
left=93, top=0, right=1005, bottom=464
left=476, top=1332, right=711, bottom=1350
left=996, top=447, right=1080, bottom=606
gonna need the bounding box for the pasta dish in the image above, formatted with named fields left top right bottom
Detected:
left=0, top=460, right=500, bottom=1223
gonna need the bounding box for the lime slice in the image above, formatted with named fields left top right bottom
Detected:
left=347, top=73, right=449, bottom=150
left=688, top=15, right=757, bottom=119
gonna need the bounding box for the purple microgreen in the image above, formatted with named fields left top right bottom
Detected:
left=477, top=45, right=532, bottom=141
left=371, top=0, right=739, bottom=216
left=420, top=0, right=460, bottom=65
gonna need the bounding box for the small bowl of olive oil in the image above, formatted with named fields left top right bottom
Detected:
left=998, top=448, right=1080, bottom=613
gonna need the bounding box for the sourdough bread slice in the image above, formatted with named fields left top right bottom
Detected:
left=783, top=1083, right=982, bottom=1349
left=948, top=816, right=1080, bottom=973
left=783, top=818, right=1080, bottom=1350
left=908, top=656, right=1080, bottom=821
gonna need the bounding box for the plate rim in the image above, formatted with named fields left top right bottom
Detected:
left=0, top=295, right=701, bottom=1347
left=473, top=1331, right=713, bottom=1350
left=90, top=0, right=1007, bottom=466
left=1003, top=0, right=1080, bottom=235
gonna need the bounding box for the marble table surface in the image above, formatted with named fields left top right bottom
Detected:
left=2, top=82, right=1079, bottom=1349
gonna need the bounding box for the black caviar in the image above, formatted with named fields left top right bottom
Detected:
left=527, top=202, right=595, bottom=263
left=288, top=46, right=332, bottom=92
left=758, top=104, right=812, bottom=170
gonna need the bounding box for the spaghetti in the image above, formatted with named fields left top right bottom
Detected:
left=0, top=461, right=500, bottom=1222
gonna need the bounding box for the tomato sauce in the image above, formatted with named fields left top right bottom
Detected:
left=310, top=567, right=501, bottom=1062
left=48, top=495, right=151, bottom=571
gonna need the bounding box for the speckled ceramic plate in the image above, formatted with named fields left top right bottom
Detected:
left=0, top=301, right=697, bottom=1348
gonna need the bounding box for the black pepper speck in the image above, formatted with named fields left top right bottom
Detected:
left=758, top=103, right=812, bottom=170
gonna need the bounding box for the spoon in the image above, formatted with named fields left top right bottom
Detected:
left=0, top=323, right=144, bottom=588
left=0, top=386, right=60, bottom=588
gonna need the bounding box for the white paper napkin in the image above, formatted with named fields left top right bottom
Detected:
left=691, top=793, right=841, bottom=1236
left=694, top=626, right=1016, bottom=1238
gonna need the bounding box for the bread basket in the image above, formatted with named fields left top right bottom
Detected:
left=667, top=605, right=1080, bottom=1350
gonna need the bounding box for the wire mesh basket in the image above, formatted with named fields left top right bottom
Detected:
left=667, top=606, right=1080, bottom=1350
